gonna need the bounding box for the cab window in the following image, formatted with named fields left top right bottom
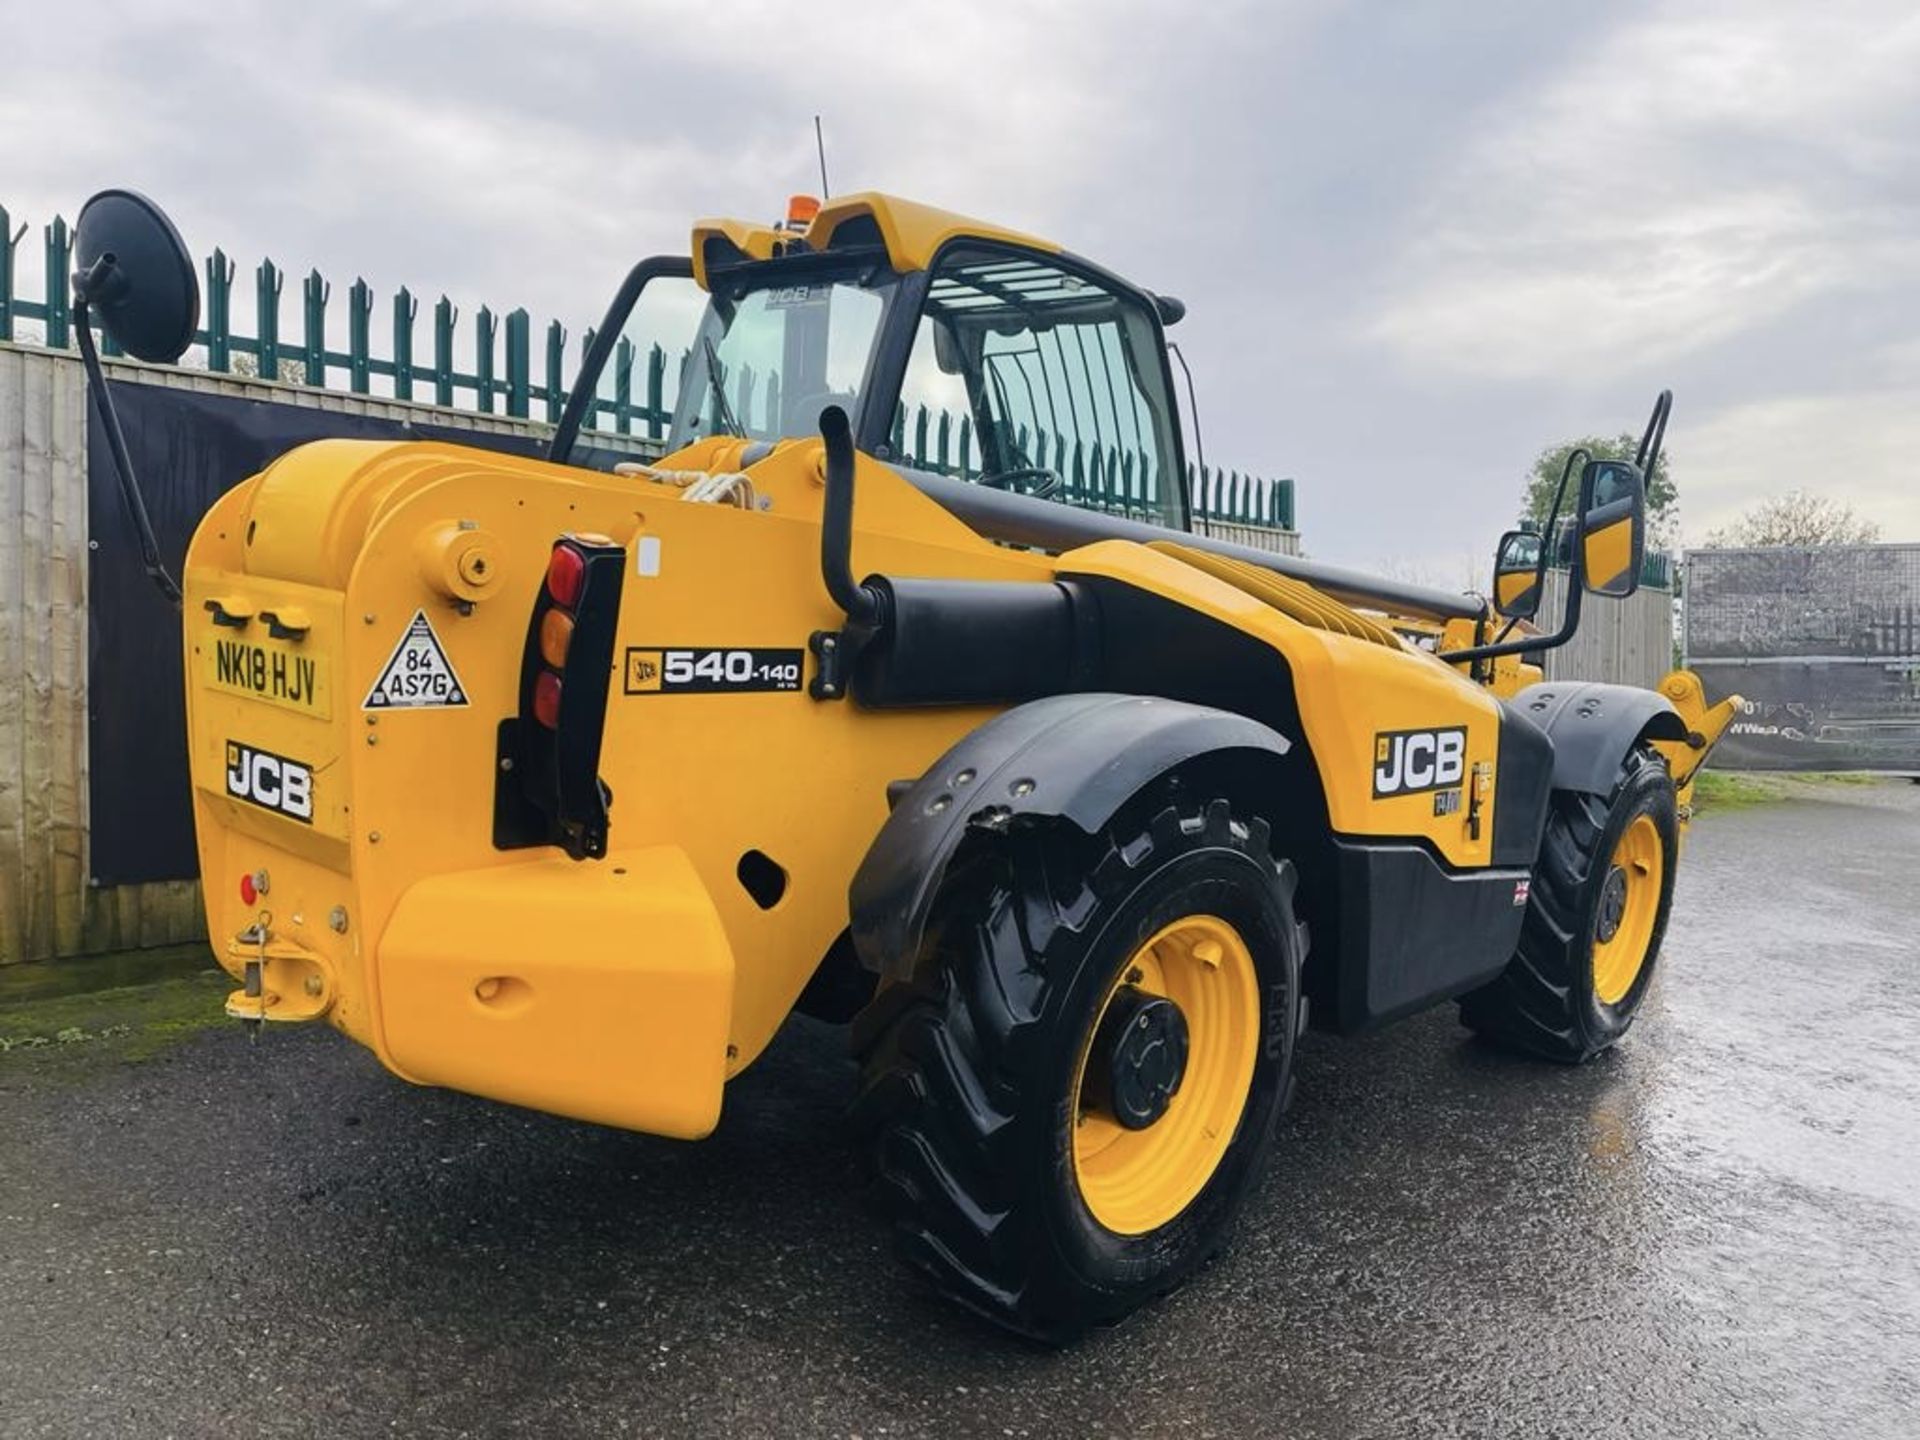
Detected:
left=891, top=247, right=1184, bottom=528
left=665, top=262, right=896, bottom=448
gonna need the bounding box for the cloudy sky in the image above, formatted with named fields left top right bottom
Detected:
left=6, top=0, right=1916, bottom=580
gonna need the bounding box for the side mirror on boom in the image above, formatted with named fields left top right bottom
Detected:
left=1577, top=458, right=1647, bottom=598
left=1444, top=389, right=1670, bottom=667
left=1491, top=529, right=1544, bottom=621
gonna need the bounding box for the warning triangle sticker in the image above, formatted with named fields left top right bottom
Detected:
left=363, top=610, right=469, bottom=709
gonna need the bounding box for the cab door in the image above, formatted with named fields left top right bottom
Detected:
left=881, top=244, right=1190, bottom=531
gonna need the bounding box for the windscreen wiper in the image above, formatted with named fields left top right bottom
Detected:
left=700, top=336, right=745, bottom=438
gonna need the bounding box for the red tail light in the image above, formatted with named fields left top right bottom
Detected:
left=546, top=545, right=585, bottom=608
left=532, top=670, right=563, bottom=728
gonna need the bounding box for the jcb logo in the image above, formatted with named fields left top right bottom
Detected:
left=224, top=741, right=313, bottom=824
left=1373, top=727, right=1466, bottom=798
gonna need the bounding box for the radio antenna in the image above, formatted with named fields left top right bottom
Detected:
left=814, top=115, right=831, bottom=198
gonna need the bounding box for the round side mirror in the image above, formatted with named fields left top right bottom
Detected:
left=72, top=190, right=199, bottom=365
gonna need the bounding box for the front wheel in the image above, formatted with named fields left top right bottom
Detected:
left=1460, top=746, right=1678, bottom=1062
left=851, top=792, right=1305, bottom=1343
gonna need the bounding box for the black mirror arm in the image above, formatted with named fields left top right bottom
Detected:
left=547, top=255, right=695, bottom=466
left=1441, top=582, right=1583, bottom=665
left=1635, top=389, right=1672, bottom=472
left=1443, top=447, right=1590, bottom=666
left=74, top=298, right=181, bottom=607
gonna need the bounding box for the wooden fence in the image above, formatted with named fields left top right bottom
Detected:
left=1537, top=568, right=1676, bottom=691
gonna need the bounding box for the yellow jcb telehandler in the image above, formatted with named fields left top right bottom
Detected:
left=69, top=187, right=1737, bottom=1341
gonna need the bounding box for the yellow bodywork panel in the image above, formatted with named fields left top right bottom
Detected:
left=183, top=430, right=1517, bottom=1135
left=378, top=845, right=731, bottom=1137
left=691, top=190, right=1059, bottom=288
left=1651, top=668, right=1743, bottom=830
left=1059, top=542, right=1504, bottom=862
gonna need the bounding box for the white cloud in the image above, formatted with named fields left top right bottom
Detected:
left=1, top=0, right=1912, bottom=564
left=1365, top=3, right=1920, bottom=384
left=1680, top=390, right=1920, bottom=543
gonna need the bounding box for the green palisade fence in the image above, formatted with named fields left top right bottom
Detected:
left=1, top=201, right=1296, bottom=531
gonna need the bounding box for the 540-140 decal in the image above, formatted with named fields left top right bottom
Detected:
left=624, top=647, right=804, bottom=695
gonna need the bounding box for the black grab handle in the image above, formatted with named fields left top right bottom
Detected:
left=818, top=405, right=882, bottom=627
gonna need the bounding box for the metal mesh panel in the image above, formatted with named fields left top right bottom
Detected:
left=1686, top=544, right=1920, bottom=770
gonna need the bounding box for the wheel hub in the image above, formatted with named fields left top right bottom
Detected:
left=1597, top=865, right=1630, bottom=943
left=1089, top=987, right=1190, bottom=1130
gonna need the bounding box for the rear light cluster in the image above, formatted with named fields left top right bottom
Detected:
left=531, top=536, right=608, bottom=729
left=500, top=530, right=626, bottom=861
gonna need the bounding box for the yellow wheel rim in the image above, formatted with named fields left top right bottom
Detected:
left=1591, top=813, right=1664, bottom=1005
left=1070, top=914, right=1261, bottom=1236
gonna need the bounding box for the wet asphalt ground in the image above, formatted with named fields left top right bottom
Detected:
left=3, top=777, right=1917, bottom=1439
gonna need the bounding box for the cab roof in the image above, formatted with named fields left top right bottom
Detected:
left=689, top=191, right=1060, bottom=290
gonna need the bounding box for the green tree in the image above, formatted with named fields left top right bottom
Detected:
left=1522, top=433, right=1676, bottom=542
left=1701, top=490, right=1882, bottom=548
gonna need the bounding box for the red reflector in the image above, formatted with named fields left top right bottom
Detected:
left=239, top=872, right=257, bottom=906
left=546, top=545, right=585, bottom=608
left=533, top=670, right=563, bottom=728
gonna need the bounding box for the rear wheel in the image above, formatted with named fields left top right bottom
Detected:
left=1461, top=746, right=1677, bottom=1062
left=851, top=791, right=1304, bottom=1343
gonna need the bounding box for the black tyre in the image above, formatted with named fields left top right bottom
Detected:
left=851, top=790, right=1305, bottom=1344
left=1461, top=746, right=1678, bottom=1062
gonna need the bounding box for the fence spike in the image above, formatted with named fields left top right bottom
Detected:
left=302, top=269, right=329, bottom=386
left=544, top=320, right=566, bottom=424
left=433, top=296, right=455, bottom=407
left=348, top=278, right=372, bottom=393
left=205, top=249, right=235, bottom=371
left=646, top=343, right=665, bottom=440
left=256, top=258, right=283, bottom=380
left=504, top=307, right=530, bottom=418
left=393, top=286, right=416, bottom=400
left=613, top=336, right=634, bottom=435
left=0, top=207, right=20, bottom=343
left=45, top=216, right=71, bottom=350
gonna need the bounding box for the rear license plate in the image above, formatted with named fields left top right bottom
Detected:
left=203, top=636, right=332, bottom=720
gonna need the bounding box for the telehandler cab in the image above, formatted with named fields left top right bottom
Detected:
left=72, top=187, right=1737, bottom=1342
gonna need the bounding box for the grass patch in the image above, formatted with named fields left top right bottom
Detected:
left=1690, top=769, right=1898, bottom=812
left=1690, top=771, right=1787, bottom=810
left=0, top=966, right=232, bottom=1067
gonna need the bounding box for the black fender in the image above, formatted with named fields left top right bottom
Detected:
left=849, top=693, right=1293, bottom=980
left=1511, top=681, right=1688, bottom=795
